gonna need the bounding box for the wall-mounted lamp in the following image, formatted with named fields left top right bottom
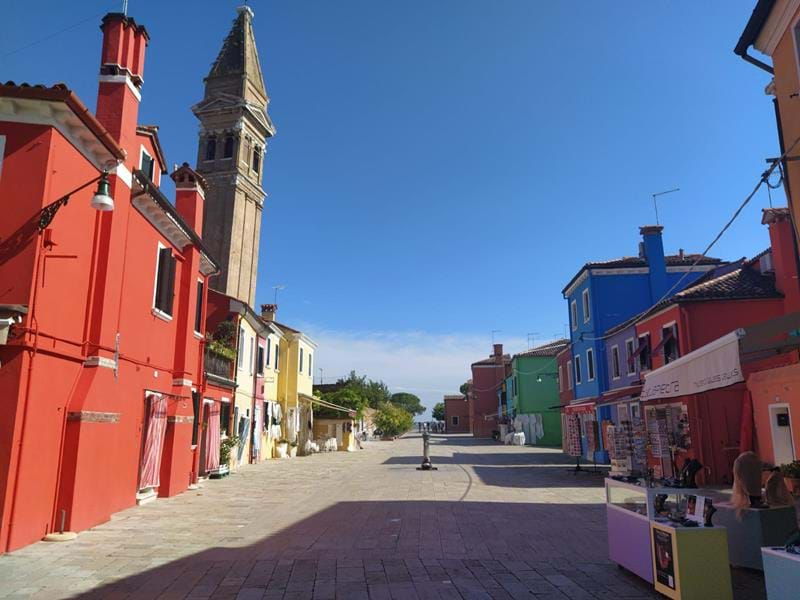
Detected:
left=90, top=172, right=114, bottom=211
left=39, top=171, right=114, bottom=230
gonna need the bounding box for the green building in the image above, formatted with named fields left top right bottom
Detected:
left=510, top=339, right=569, bottom=446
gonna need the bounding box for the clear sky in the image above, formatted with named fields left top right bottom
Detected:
left=2, top=1, right=780, bottom=415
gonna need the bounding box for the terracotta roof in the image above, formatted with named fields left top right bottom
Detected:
left=515, top=338, right=570, bottom=358
left=471, top=354, right=511, bottom=367
left=0, top=81, right=125, bottom=162
left=444, top=395, right=466, bottom=401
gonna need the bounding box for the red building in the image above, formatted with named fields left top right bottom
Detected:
left=635, top=208, right=799, bottom=484
left=0, top=13, right=219, bottom=552
left=470, top=344, right=511, bottom=438
left=556, top=343, right=574, bottom=450
left=444, top=394, right=471, bottom=433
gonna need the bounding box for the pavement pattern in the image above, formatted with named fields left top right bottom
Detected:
left=0, top=434, right=767, bottom=599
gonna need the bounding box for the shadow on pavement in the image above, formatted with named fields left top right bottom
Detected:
left=59, top=499, right=763, bottom=600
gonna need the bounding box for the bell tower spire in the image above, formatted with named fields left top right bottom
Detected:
left=192, top=5, right=275, bottom=306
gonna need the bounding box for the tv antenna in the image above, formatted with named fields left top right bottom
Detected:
left=651, top=188, right=680, bottom=225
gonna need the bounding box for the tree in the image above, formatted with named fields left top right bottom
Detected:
left=337, top=370, right=392, bottom=408
left=390, top=392, right=425, bottom=416
left=459, top=381, right=470, bottom=396
left=432, top=402, right=445, bottom=422
left=374, top=402, right=413, bottom=438
left=318, top=387, right=369, bottom=419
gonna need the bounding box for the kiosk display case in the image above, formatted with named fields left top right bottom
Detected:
left=761, top=547, right=800, bottom=600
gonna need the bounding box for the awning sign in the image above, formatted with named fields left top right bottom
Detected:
left=641, top=330, right=744, bottom=401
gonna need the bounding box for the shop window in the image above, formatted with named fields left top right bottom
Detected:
left=582, top=289, right=590, bottom=323
left=191, top=391, right=200, bottom=446
left=153, top=246, right=176, bottom=317
left=571, top=300, right=578, bottom=330
left=223, top=136, right=234, bottom=158
left=663, top=324, right=679, bottom=364
left=574, top=355, right=582, bottom=385
left=625, top=338, right=636, bottom=375
left=205, top=137, right=216, bottom=161
left=567, top=360, right=573, bottom=390
left=638, top=333, right=651, bottom=371
left=220, top=402, right=231, bottom=436
left=611, top=345, right=621, bottom=379
left=587, top=348, right=595, bottom=381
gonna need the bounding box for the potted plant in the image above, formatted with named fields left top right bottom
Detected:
left=214, top=435, right=239, bottom=478
left=289, top=440, right=298, bottom=458
left=779, top=460, right=800, bottom=496
left=277, top=438, right=289, bottom=458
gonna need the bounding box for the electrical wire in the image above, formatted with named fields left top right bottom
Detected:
left=0, top=10, right=109, bottom=60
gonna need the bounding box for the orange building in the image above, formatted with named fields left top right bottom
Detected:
left=0, top=13, right=219, bottom=552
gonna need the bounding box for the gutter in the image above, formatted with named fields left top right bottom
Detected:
left=733, top=0, right=776, bottom=74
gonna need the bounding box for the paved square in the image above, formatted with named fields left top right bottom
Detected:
left=0, top=435, right=766, bottom=599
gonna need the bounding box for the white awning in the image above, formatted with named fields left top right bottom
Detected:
left=640, top=330, right=745, bottom=401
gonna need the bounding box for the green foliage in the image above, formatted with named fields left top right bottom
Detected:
left=390, top=392, right=425, bottom=416
left=432, top=402, right=445, bottom=422
left=220, top=435, right=240, bottom=464
left=207, top=338, right=236, bottom=360
left=459, top=382, right=470, bottom=396
left=207, top=320, right=237, bottom=359
left=318, top=387, right=369, bottom=419
left=374, top=402, right=413, bottom=438
left=780, top=460, right=800, bottom=479
left=336, top=370, right=392, bottom=409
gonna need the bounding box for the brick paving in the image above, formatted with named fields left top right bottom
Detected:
left=0, top=434, right=765, bottom=599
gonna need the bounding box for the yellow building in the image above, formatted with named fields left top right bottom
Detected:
left=258, top=321, right=284, bottom=459
left=260, top=304, right=317, bottom=455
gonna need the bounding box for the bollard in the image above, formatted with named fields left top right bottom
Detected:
left=416, top=432, right=437, bottom=471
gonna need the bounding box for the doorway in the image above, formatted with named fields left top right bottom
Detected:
left=769, top=404, right=795, bottom=466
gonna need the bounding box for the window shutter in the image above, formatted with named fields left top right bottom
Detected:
left=194, top=280, right=203, bottom=332
left=164, top=252, right=176, bottom=315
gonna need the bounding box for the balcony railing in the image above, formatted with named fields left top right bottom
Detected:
left=204, top=349, right=234, bottom=381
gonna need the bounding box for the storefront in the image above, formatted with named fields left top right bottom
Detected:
left=563, top=401, right=598, bottom=463
left=597, top=386, right=646, bottom=476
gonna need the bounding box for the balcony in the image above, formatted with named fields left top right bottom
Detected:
left=204, top=348, right=235, bottom=384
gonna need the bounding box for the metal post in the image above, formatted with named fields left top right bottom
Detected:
left=417, top=432, right=437, bottom=471
left=59, top=509, right=66, bottom=534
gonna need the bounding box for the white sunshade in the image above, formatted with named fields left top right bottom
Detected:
left=640, top=330, right=745, bottom=401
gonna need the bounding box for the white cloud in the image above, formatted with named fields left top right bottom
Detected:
left=302, top=326, right=536, bottom=418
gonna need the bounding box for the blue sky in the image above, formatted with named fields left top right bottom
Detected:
left=2, top=1, right=779, bottom=414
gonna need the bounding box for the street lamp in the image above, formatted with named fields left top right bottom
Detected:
left=39, top=171, right=115, bottom=230
left=90, top=172, right=114, bottom=211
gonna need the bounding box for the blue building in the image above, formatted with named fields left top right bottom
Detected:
left=561, top=226, right=723, bottom=461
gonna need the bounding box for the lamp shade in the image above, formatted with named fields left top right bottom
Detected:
left=90, top=173, right=114, bottom=211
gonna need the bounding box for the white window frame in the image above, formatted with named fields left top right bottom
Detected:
left=249, top=336, right=254, bottom=375
left=638, top=333, right=652, bottom=372
left=300, top=347, right=304, bottom=373
left=586, top=348, right=595, bottom=382
left=582, top=289, right=590, bottom=323
left=571, top=300, right=578, bottom=331
left=0, top=135, right=6, bottom=180
left=567, top=360, right=573, bottom=390
left=611, top=345, right=620, bottom=380
left=574, top=355, right=582, bottom=385
left=308, top=352, right=312, bottom=377
left=193, top=278, right=204, bottom=336
left=625, top=337, right=636, bottom=375
left=238, top=328, right=245, bottom=370
left=139, top=145, right=157, bottom=185
left=151, top=242, right=173, bottom=321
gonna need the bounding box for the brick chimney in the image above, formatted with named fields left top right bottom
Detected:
left=493, top=343, right=503, bottom=364
left=171, top=163, right=206, bottom=233
left=95, top=13, right=149, bottom=155
left=640, top=225, right=667, bottom=302
left=261, top=304, right=278, bottom=322
left=762, top=208, right=800, bottom=312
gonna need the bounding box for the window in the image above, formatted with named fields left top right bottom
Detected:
left=140, top=148, right=155, bottom=182
left=571, top=300, right=578, bottom=331
left=567, top=360, right=573, bottom=390
left=558, top=366, right=563, bottom=392
left=194, top=280, right=204, bottom=333
left=625, top=338, right=636, bottom=375
left=638, top=333, right=652, bottom=371
left=266, top=338, right=272, bottom=368
left=582, top=289, right=590, bottom=323
left=257, top=344, right=264, bottom=375
left=308, top=353, right=312, bottom=376
left=238, top=328, right=245, bottom=369
left=611, top=345, right=620, bottom=379
left=574, top=355, right=582, bottom=385
left=191, top=391, right=200, bottom=446
left=153, top=246, right=176, bottom=316
left=220, top=401, right=231, bottom=436
left=587, top=348, right=595, bottom=381
left=300, top=347, right=304, bottom=373
left=275, top=342, right=279, bottom=370
left=452, top=415, right=459, bottom=426
left=205, top=137, right=216, bottom=161
left=663, top=324, right=679, bottom=364
left=223, top=136, right=234, bottom=158
left=249, top=337, right=254, bottom=375
left=252, top=147, right=261, bottom=174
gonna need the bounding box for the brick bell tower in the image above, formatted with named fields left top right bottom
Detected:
left=193, top=5, right=275, bottom=306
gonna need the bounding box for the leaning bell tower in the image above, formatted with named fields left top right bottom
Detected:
left=193, top=5, right=275, bottom=306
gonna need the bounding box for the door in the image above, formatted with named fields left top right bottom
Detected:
left=769, top=405, right=795, bottom=466
left=139, top=394, right=168, bottom=491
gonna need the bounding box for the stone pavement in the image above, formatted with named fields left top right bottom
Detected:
left=0, top=434, right=765, bottom=599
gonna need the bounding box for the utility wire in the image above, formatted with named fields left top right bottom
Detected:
left=1, top=10, right=108, bottom=61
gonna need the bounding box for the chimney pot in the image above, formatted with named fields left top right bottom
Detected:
left=261, top=303, right=278, bottom=321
